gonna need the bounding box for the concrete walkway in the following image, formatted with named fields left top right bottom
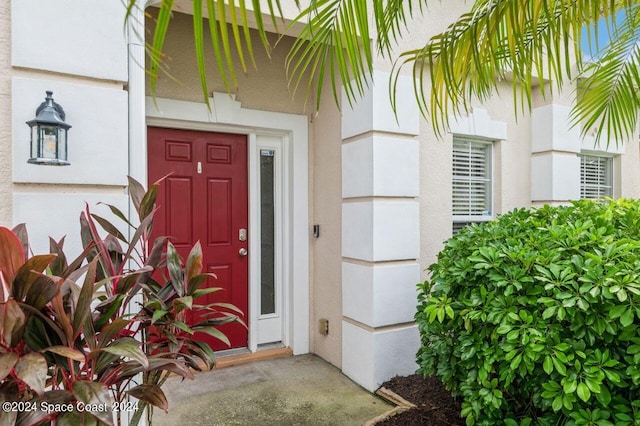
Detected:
left=153, top=354, right=392, bottom=426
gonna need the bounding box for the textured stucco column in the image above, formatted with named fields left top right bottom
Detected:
left=10, top=0, right=129, bottom=256
left=0, top=1, right=11, bottom=226
left=341, top=71, right=420, bottom=391
left=531, top=105, right=581, bottom=203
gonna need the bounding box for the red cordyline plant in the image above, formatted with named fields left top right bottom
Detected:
left=0, top=177, right=242, bottom=426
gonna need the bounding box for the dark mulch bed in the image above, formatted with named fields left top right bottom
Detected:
left=376, top=374, right=465, bottom=426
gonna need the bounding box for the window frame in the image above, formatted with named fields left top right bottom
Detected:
left=452, top=137, right=494, bottom=229
left=579, top=153, right=614, bottom=200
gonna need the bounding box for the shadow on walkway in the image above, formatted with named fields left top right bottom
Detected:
left=153, top=354, right=391, bottom=426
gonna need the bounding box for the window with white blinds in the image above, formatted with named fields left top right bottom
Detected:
left=452, top=139, right=493, bottom=220
left=580, top=154, right=613, bottom=199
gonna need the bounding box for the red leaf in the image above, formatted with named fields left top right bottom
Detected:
left=0, top=352, right=18, bottom=380
left=1, top=299, right=26, bottom=347
left=126, top=384, right=169, bottom=412
left=72, top=381, right=114, bottom=426
left=11, top=224, right=29, bottom=257
left=185, top=242, right=203, bottom=288
left=11, top=254, right=56, bottom=302
left=14, top=353, right=47, bottom=397
left=0, top=227, right=26, bottom=298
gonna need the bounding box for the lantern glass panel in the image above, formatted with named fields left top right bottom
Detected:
left=58, top=128, right=67, bottom=162
left=40, top=126, right=58, bottom=159
left=30, top=126, right=38, bottom=159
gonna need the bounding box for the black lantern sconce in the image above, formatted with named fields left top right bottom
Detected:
left=26, top=91, right=71, bottom=166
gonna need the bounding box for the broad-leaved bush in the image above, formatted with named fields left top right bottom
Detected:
left=0, top=177, right=240, bottom=426
left=417, top=200, right=640, bottom=426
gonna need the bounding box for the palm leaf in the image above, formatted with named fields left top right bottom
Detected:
left=285, top=0, right=374, bottom=109
left=127, top=0, right=640, bottom=146
left=128, top=0, right=429, bottom=115
left=131, top=0, right=295, bottom=104
left=571, top=4, right=640, bottom=145
left=193, top=0, right=210, bottom=107
left=148, top=0, right=175, bottom=98
left=392, top=0, right=633, bottom=140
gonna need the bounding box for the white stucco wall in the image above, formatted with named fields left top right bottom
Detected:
left=0, top=0, right=12, bottom=226
left=12, top=0, right=127, bottom=81
left=618, top=143, right=640, bottom=198
left=12, top=78, right=128, bottom=186
left=13, top=191, right=128, bottom=258
left=340, top=71, right=421, bottom=391
left=8, top=0, right=130, bottom=253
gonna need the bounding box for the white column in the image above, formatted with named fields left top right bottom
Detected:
left=340, top=71, right=420, bottom=391
left=127, top=2, right=148, bottom=186
left=125, top=4, right=147, bottom=426
left=11, top=0, right=129, bottom=257
left=530, top=105, right=581, bottom=203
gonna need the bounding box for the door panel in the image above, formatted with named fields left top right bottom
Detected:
left=165, top=177, right=193, bottom=246
left=148, top=127, right=248, bottom=350
left=207, top=178, right=232, bottom=245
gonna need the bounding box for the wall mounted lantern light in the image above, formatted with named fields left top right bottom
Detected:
left=26, top=91, right=71, bottom=166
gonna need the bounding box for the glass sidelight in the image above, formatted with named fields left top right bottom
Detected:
left=255, top=138, right=284, bottom=347
left=260, top=150, right=276, bottom=315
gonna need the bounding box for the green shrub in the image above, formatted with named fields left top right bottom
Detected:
left=416, top=199, right=640, bottom=426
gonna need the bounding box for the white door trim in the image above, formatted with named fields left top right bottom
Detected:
left=143, top=94, right=309, bottom=355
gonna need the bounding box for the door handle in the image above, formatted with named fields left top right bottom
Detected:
left=239, top=248, right=248, bottom=257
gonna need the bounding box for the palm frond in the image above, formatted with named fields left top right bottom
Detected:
left=572, top=4, right=640, bottom=145
left=392, top=0, right=634, bottom=137
left=374, top=0, right=428, bottom=56
left=286, top=0, right=430, bottom=109
left=128, top=0, right=433, bottom=112
left=193, top=0, right=209, bottom=107
left=128, top=0, right=640, bottom=145
left=147, top=0, right=175, bottom=98
left=128, top=0, right=295, bottom=105
left=285, top=0, right=373, bottom=109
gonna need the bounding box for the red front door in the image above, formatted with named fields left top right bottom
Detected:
left=147, top=127, right=248, bottom=350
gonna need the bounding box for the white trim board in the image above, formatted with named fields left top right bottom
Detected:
left=142, top=95, right=310, bottom=355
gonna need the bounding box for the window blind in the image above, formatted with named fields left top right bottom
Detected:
left=452, top=139, right=492, bottom=217
left=452, top=221, right=472, bottom=235
left=580, top=155, right=613, bottom=199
